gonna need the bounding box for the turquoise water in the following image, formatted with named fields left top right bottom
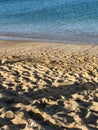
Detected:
left=0, top=0, right=98, bottom=43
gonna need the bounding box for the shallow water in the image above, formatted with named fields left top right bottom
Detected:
left=0, top=0, right=98, bottom=43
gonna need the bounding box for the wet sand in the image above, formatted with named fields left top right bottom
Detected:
left=0, top=40, right=98, bottom=130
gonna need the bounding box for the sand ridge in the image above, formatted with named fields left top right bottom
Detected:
left=0, top=41, right=98, bottom=130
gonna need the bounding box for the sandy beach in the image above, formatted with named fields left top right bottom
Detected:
left=0, top=40, right=98, bottom=130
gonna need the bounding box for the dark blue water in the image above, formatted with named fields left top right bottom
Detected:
left=0, top=0, right=98, bottom=43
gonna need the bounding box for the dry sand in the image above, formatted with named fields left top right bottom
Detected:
left=0, top=40, right=98, bottom=130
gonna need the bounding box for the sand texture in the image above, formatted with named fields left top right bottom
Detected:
left=0, top=41, right=98, bottom=130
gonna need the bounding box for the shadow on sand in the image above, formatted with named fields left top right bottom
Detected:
left=0, top=80, right=98, bottom=130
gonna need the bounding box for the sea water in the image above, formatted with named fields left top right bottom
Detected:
left=0, top=0, right=98, bottom=43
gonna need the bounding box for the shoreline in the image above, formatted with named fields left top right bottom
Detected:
left=0, top=33, right=98, bottom=45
